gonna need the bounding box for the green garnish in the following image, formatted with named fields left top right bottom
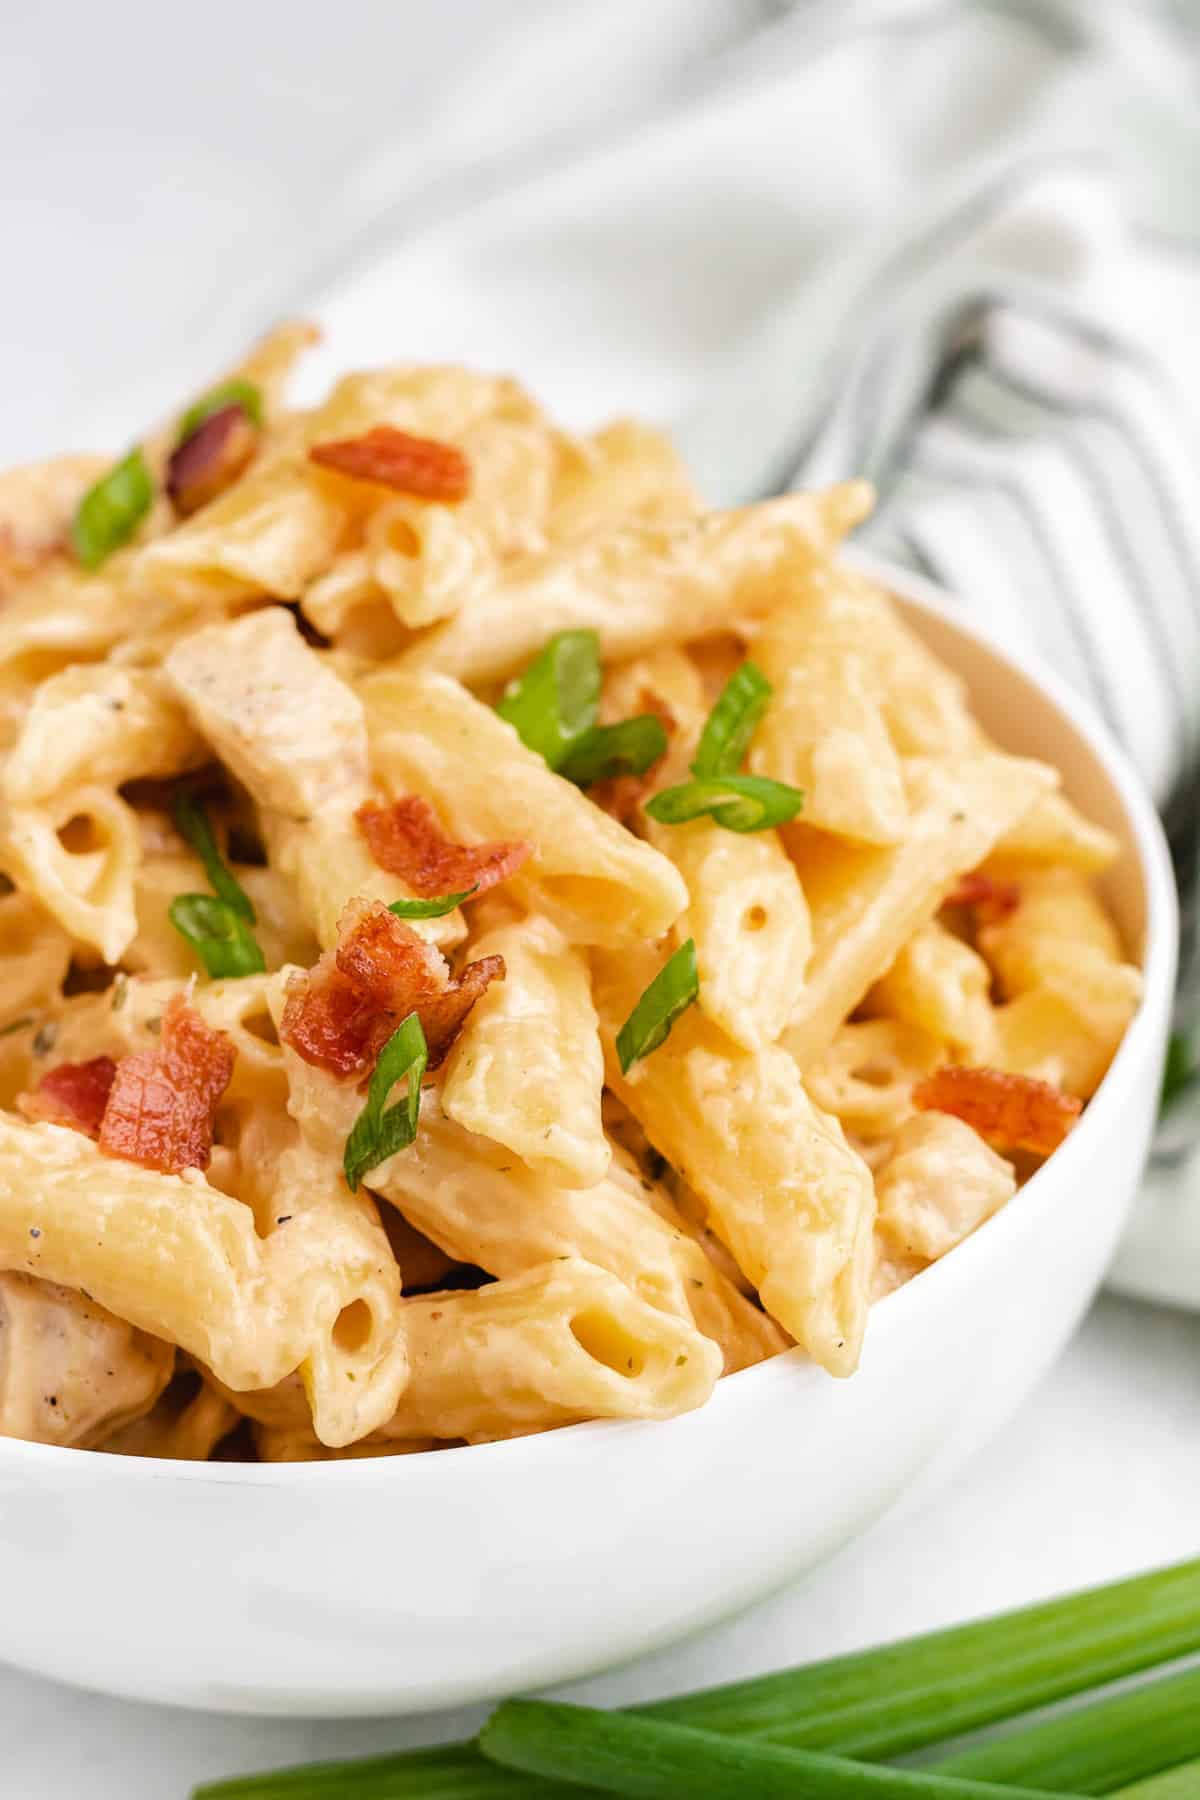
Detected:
left=557, top=715, right=669, bottom=786
left=190, top=1556, right=1200, bottom=1799
left=496, top=629, right=602, bottom=769
left=644, top=773, right=803, bottom=834
left=646, top=660, right=801, bottom=832
left=931, top=1662, right=1200, bottom=1792
left=1161, top=1030, right=1195, bottom=1112
left=71, top=448, right=154, bottom=569
left=168, top=896, right=265, bottom=980
left=616, top=939, right=698, bottom=1074
left=480, top=1700, right=1069, bottom=1799
left=177, top=378, right=263, bottom=442
left=172, top=789, right=257, bottom=923
left=388, top=887, right=476, bottom=920
left=343, top=1014, right=428, bottom=1191
left=691, top=660, right=772, bottom=777
left=0, top=1016, right=33, bottom=1038
left=497, top=630, right=668, bottom=790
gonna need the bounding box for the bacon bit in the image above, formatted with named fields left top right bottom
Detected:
left=166, top=404, right=259, bottom=517
left=18, top=1056, right=117, bottom=1137
left=309, top=427, right=470, bottom=503
left=592, top=691, right=677, bottom=824
left=913, top=1065, right=1081, bottom=1156
left=357, top=797, right=531, bottom=899
left=947, top=870, right=1020, bottom=922
left=280, top=898, right=504, bottom=1080
left=98, top=996, right=235, bottom=1174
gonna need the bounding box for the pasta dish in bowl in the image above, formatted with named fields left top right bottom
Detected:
left=0, top=326, right=1174, bottom=1711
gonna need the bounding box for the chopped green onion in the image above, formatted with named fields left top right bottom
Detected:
left=192, top=1745, right=550, bottom=1799
left=71, top=448, right=153, bottom=569
left=479, top=1701, right=1072, bottom=1800
left=177, top=378, right=263, bottom=442
left=691, top=661, right=772, bottom=778
left=1161, top=1030, right=1195, bottom=1112
left=496, top=630, right=601, bottom=769
left=558, top=714, right=669, bottom=786
left=190, top=1557, right=1200, bottom=1799
left=616, top=939, right=698, bottom=1074
left=389, top=887, right=476, bottom=920
left=172, top=789, right=257, bottom=923
left=1117, top=1761, right=1200, bottom=1799
left=644, top=773, right=803, bottom=834
left=168, top=895, right=266, bottom=979
left=343, top=1014, right=428, bottom=1191
left=930, top=1663, right=1200, bottom=1794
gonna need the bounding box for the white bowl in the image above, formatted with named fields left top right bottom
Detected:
left=0, top=561, right=1176, bottom=1716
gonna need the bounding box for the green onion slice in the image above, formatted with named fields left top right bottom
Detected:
left=496, top=629, right=601, bottom=768
left=171, top=790, right=257, bottom=923
left=558, top=715, right=669, bottom=787
left=691, top=661, right=772, bottom=777
left=616, top=939, right=699, bottom=1075
left=177, top=378, right=263, bottom=442
left=71, top=449, right=154, bottom=570
left=389, top=887, right=476, bottom=920
left=343, top=1013, right=428, bottom=1191
left=168, top=895, right=266, bottom=980
left=645, top=773, right=804, bottom=835
left=1161, top=1031, right=1196, bottom=1112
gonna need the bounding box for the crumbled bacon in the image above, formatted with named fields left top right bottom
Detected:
left=18, top=1056, right=117, bottom=1137
left=357, top=796, right=530, bottom=899
left=913, top=1065, right=1081, bottom=1156
left=280, top=898, right=504, bottom=1080
left=308, top=426, right=470, bottom=503
left=98, top=996, right=235, bottom=1174
left=166, top=404, right=259, bottom=517
left=591, top=691, right=677, bottom=824
left=947, top=870, right=1020, bottom=922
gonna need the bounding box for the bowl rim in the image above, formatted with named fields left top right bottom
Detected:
left=0, top=554, right=1178, bottom=1488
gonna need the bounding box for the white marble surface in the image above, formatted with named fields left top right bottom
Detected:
left=4, top=1291, right=1198, bottom=1798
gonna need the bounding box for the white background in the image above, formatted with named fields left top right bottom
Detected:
left=2, top=5, right=1199, bottom=1794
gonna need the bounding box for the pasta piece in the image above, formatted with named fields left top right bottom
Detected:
left=625, top=650, right=812, bottom=1051
left=978, top=868, right=1142, bottom=1056
left=275, top=1006, right=778, bottom=1375
left=0, top=889, right=73, bottom=1024
left=990, top=989, right=1114, bottom=1100
left=750, top=569, right=907, bottom=844
left=866, top=920, right=995, bottom=1061
left=0, top=783, right=143, bottom=963
left=302, top=549, right=381, bottom=638
left=595, top=947, right=876, bottom=1376
left=781, top=752, right=1056, bottom=1064
left=394, top=487, right=871, bottom=685
left=0, top=1271, right=173, bottom=1447
left=163, top=608, right=463, bottom=948
left=362, top=667, right=687, bottom=947
left=376, top=1260, right=721, bottom=1443
left=873, top=1113, right=1016, bottom=1292
left=803, top=1017, right=945, bottom=1141
left=440, top=912, right=610, bottom=1189
left=365, top=497, right=493, bottom=629
left=548, top=419, right=699, bottom=541
left=2, top=665, right=203, bottom=808
left=0, top=1116, right=407, bottom=1446
left=0, top=454, right=109, bottom=595
left=98, top=1366, right=239, bottom=1460
left=992, top=789, right=1120, bottom=874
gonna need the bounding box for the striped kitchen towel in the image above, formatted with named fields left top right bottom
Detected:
left=303, top=0, right=1200, bottom=1299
